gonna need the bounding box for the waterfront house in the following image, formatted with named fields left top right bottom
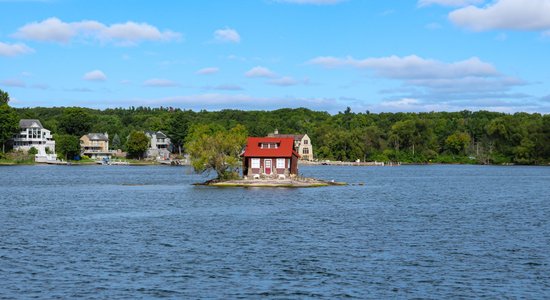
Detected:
left=241, top=137, right=300, bottom=179
left=13, top=119, right=57, bottom=162
left=80, top=133, right=113, bottom=159
left=267, top=129, right=313, bottom=161
left=145, top=131, right=172, bottom=160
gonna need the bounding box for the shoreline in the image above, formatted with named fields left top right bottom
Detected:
left=195, top=177, right=347, bottom=188
left=1, top=159, right=548, bottom=167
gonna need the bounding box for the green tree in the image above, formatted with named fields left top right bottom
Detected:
left=445, top=132, right=471, bottom=155
left=0, top=104, right=19, bottom=153
left=167, top=110, right=190, bottom=155
left=111, top=133, right=122, bottom=150
left=55, top=134, right=81, bottom=160
left=58, top=107, right=94, bottom=136
left=126, top=131, right=149, bottom=159
left=0, top=89, right=10, bottom=105
left=185, top=124, right=247, bottom=180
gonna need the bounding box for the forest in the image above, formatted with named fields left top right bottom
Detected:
left=6, top=104, right=550, bottom=165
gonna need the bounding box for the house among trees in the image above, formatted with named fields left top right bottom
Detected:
left=80, top=133, right=113, bottom=159
left=267, top=129, right=313, bottom=161
left=13, top=119, right=57, bottom=162
left=145, top=131, right=172, bottom=160
left=241, top=137, right=300, bottom=179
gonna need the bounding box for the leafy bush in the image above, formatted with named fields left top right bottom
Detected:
left=28, top=147, right=38, bottom=155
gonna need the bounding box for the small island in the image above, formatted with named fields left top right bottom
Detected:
left=199, top=176, right=346, bottom=188
left=186, top=126, right=346, bottom=188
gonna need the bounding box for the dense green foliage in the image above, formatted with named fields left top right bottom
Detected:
left=55, top=134, right=81, bottom=160
left=58, top=107, right=94, bottom=136
left=0, top=89, right=19, bottom=153
left=126, top=131, right=149, bottom=159
left=28, top=147, right=38, bottom=155
left=185, top=124, right=247, bottom=179
left=11, top=105, right=550, bottom=165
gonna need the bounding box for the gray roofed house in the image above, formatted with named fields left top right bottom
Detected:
left=267, top=129, right=313, bottom=161
left=80, top=133, right=112, bottom=159
left=86, top=133, right=109, bottom=141
left=145, top=131, right=171, bottom=160
left=19, top=119, right=44, bottom=129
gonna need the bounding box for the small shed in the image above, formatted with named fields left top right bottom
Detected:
left=241, top=137, right=300, bottom=178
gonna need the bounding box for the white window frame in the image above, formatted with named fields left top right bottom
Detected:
left=276, top=158, right=285, bottom=169
left=251, top=158, right=260, bottom=168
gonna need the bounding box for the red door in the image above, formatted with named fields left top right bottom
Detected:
left=265, top=159, right=272, bottom=174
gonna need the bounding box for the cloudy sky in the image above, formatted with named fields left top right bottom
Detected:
left=1, top=0, right=550, bottom=113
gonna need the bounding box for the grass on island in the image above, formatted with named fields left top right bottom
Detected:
left=196, top=176, right=347, bottom=188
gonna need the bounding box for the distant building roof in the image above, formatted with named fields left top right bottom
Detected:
left=19, top=119, right=43, bottom=129
left=268, top=133, right=305, bottom=141
left=241, top=137, right=300, bottom=158
left=85, top=133, right=109, bottom=141
left=145, top=131, right=167, bottom=139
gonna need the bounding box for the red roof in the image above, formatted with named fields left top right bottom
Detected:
left=241, top=137, right=300, bottom=158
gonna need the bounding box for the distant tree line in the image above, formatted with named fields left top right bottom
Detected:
left=6, top=104, right=546, bottom=165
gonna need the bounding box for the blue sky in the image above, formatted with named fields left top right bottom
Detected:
left=1, top=0, right=550, bottom=113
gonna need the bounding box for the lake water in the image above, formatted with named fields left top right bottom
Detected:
left=0, top=164, right=549, bottom=299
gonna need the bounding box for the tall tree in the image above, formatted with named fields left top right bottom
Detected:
left=185, top=124, right=247, bottom=180
left=0, top=104, right=19, bottom=153
left=111, top=133, right=122, bottom=150
left=167, top=110, right=190, bottom=155
left=0, top=89, right=10, bottom=105
left=126, top=131, right=149, bottom=159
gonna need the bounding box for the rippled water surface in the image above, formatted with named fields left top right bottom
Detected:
left=1, top=165, right=549, bottom=299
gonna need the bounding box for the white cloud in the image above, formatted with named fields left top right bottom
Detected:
left=120, top=93, right=344, bottom=112
left=245, top=66, right=276, bottom=78
left=268, top=76, right=310, bottom=86
left=0, top=42, right=34, bottom=56
left=308, top=55, right=498, bottom=79
left=13, top=17, right=74, bottom=42
left=203, top=84, right=243, bottom=91
left=143, top=78, right=179, bottom=87
left=13, top=17, right=182, bottom=45
left=418, top=0, right=483, bottom=7
left=1, top=79, right=26, bottom=87
left=276, top=0, right=346, bottom=4
left=449, top=0, right=550, bottom=31
left=380, top=98, right=421, bottom=110
left=83, top=70, right=107, bottom=81
left=309, top=54, right=530, bottom=111
left=98, top=21, right=181, bottom=45
left=196, top=67, right=219, bottom=75
left=269, top=77, right=300, bottom=86
left=214, top=28, right=241, bottom=43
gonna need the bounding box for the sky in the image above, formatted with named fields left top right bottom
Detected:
left=1, top=0, right=550, bottom=114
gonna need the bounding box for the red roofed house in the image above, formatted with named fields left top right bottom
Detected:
left=241, top=137, right=300, bottom=179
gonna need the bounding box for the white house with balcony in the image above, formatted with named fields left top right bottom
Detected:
left=145, top=131, right=172, bottom=160
left=13, top=119, right=57, bottom=162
